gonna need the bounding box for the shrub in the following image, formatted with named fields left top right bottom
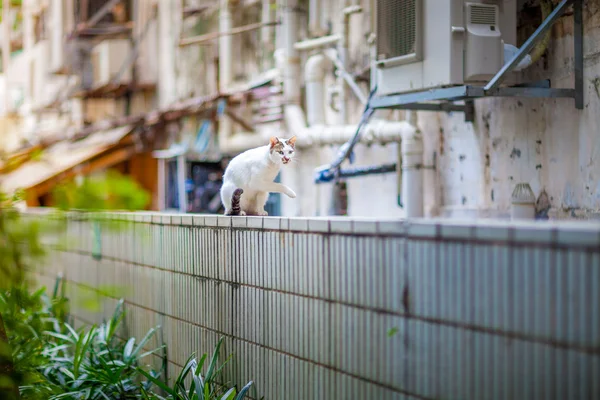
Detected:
left=139, top=337, right=256, bottom=400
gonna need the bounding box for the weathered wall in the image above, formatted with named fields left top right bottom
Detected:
left=421, top=1, right=600, bottom=219
left=279, top=0, right=600, bottom=219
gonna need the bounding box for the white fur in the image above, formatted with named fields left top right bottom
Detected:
left=220, top=137, right=297, bottom=216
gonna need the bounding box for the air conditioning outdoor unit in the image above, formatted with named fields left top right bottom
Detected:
left=375, top=0, right=517, bottom=97
left=91, top=39, right=132, bottom=88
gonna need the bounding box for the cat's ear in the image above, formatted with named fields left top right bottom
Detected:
left=288, top=136, right=297, bottom=147
left=269, top=136, right=279, bottom=148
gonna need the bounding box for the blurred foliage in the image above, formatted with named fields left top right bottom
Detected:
left=0, top=171, right=256, bottom=399
left=0, top=170, right=152, bottom=398
left=52, top=170, right=150, bottom=212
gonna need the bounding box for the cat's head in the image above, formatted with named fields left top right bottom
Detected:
left=269, top=136, right=297, bottom=165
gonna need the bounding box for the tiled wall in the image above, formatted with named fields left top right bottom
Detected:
left=34, top=212, right=600, bottom=400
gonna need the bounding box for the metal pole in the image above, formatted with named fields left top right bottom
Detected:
left=177, top=154, right=187, bottom=213
left=484, top=0, right=573, bottom=92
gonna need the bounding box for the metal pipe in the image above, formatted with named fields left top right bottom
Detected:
left=177, top=154, right=187, bottom=213
left=324, top=48, right=368, bottom=105
left=314, top=163, right=396, bottom=183
left=484, top=0, right=573, bottom=92
left=294, top=34, right=341, bottom=51
left=179, top=20, right=280, bottom=47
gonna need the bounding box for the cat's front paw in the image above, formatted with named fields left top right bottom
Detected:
left=286, top=189, right=297, bottom=198
left=240, top=210, right=246, bottom=216
left=257, top=210, right=268, bottom=216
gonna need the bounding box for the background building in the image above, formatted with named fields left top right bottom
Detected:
left=0, top=0, right=597, bottom=220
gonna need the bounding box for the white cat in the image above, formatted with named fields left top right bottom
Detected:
left=220, top=136, right=297, bottom=216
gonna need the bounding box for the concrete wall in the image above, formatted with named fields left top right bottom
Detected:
left=32, top=211, right=600, bottom=399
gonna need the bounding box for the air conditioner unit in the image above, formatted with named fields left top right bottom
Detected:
left=91, top=39, right=132, bottom=88
left=375, top=0, right=517, bottom=97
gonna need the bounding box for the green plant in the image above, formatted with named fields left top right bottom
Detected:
left=52, top=170, right=150, bottom=212
left=40, top=299, right=164, bottom=400
left=139, top=337, right=255, bottom=400
left=0, top=191, right=57, bottom=400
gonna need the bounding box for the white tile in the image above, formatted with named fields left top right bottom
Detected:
left=247, top=216, right=264, bottom=229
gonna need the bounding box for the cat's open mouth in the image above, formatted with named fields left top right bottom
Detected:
left=282, top=158, right=290, bottom=164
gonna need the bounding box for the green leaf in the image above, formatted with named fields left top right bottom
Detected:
left=44, top=331, right=76, bottom=344
left=59, top=367, right=75, bottom=381
left=235, top=381, right=254, bottom=400
left=130, top=326, right=159, bottom=360
left=123, top=337, right=135, bottom=359
left=137, top=367, right=178, bottom=397
left=205, top=337, right=224, bottom=385
left=220, top=387, right=236, bottom=400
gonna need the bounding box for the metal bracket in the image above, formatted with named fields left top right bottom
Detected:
left=369, top=0, right=583, bottom=121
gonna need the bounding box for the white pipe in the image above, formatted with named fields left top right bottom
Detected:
left=261, top=0, right=274, bottom=69
left=295, top=34, right=341, bottom=51
left=281, top=0, right=301, bottom=104
left=401, top=128, right=424, bottom=218
left=219, top=0, right=233, bottom=89
left=285, top=104, right=415, bottom=146
left=305, top=53, right=332, bottom=126
left=157, top=0, right=177, bottom=108
left=308, top=0, right=320, bottom=36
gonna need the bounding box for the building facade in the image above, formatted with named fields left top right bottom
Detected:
left=1, top=0, right=598, bottom=220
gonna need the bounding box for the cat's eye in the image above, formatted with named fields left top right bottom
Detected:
left=278, top=151, right=284, bottom=154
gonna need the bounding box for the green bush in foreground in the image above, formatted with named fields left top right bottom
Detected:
left=138, top=337, right=256, bottom=400
left=0, top=178, right=256, bottom=399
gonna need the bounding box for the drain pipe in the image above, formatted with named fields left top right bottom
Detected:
left=400, top=111, right=424, bottom=218
left=305, top=53, right=332, bottom=125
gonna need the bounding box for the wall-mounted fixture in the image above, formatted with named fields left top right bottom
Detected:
left=370, top=0, right=583, bottom=121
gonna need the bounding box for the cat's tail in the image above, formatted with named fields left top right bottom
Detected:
left=226, top=188, right=244, bottom=216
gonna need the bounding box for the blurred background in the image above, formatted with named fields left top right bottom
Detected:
left=0, top=0, right=597, bottom=220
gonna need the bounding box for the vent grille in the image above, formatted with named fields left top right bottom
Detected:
left=376, top=0, right=418, bottom=61
left=469, top=4, right=497, bottom=25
